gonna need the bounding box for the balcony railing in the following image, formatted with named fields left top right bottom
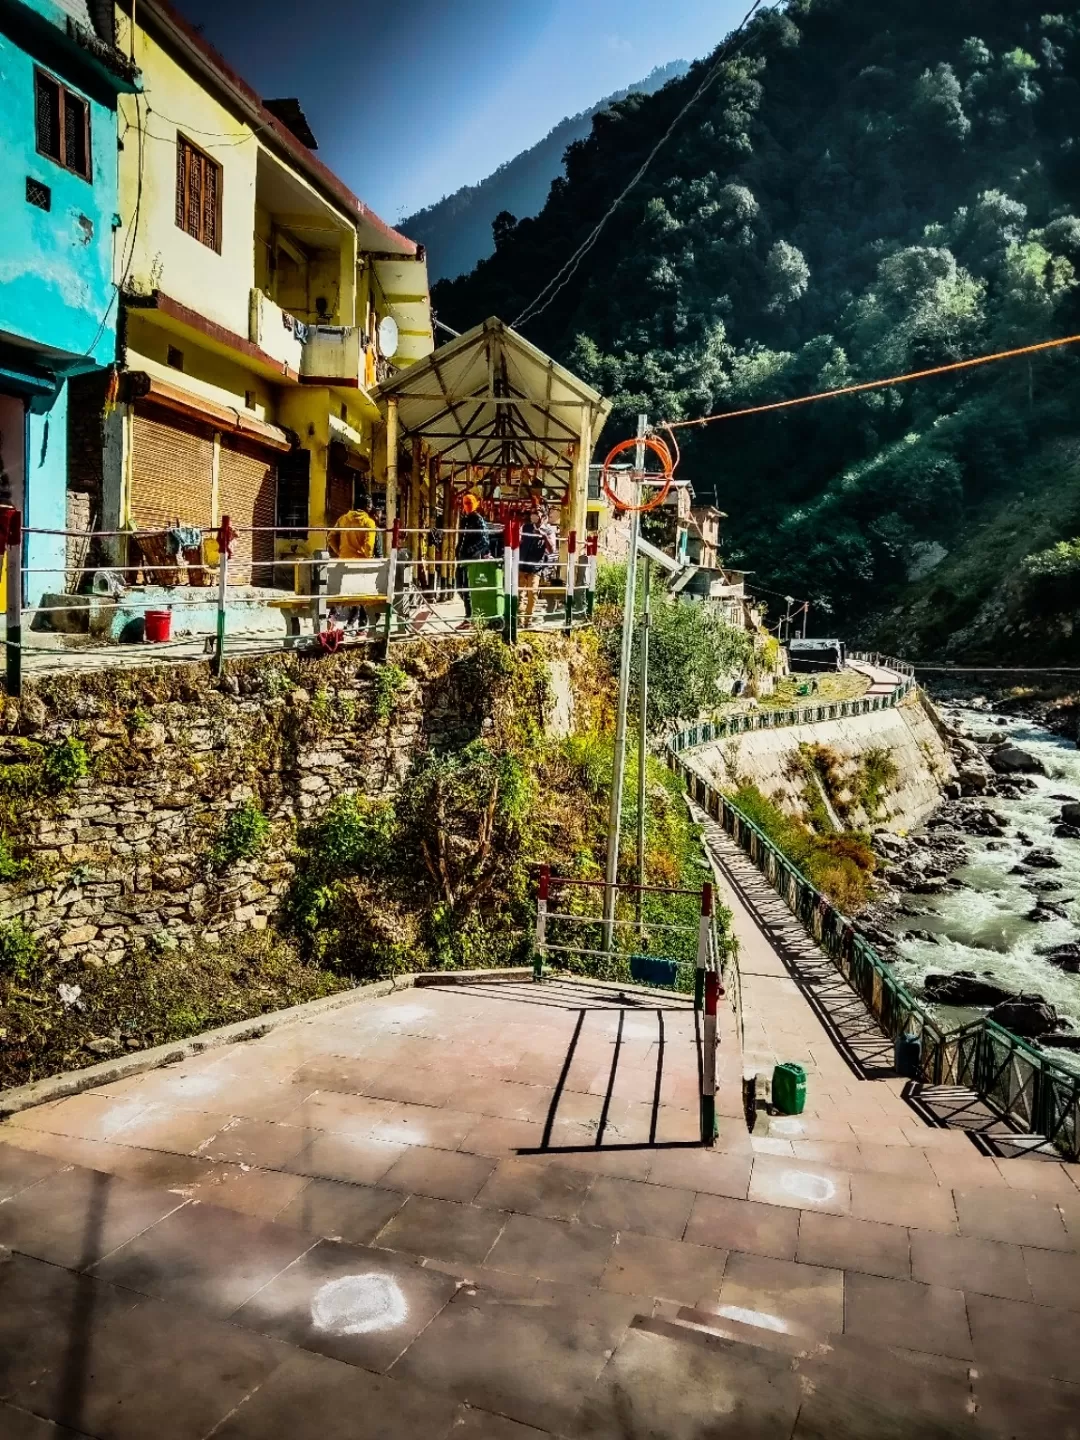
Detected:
left=300, top=326, right=367, bottom=386
left=248, top=290, right=304, bottom=375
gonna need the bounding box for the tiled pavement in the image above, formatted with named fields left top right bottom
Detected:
left=1, top=961, right=1079, bottom=1438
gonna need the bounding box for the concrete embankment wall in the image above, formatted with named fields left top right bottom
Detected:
left=684, top=694, right=953, bottom=833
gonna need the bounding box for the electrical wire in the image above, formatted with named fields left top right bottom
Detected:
left=665, top=331, right=1080, bottom=430
left=82, top=91, right=146, bottom=360
left=511, top=0, right=782, bottom=330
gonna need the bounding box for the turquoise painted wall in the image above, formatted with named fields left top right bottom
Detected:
left=0, top=0, right=130, bottom=599
left=25, top=393, right=69, bottom=604
left=0, top=2, right=120, bottom=366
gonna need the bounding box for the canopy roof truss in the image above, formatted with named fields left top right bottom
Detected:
left=374, top=317, right=610, bottom=497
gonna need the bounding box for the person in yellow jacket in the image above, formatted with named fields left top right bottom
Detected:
left=327, top=495, right=377, bottom=632
left=328, top=499, right=376, bottom=560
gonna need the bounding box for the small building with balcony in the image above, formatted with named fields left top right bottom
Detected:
left=72, top=0, right=431, bottom=589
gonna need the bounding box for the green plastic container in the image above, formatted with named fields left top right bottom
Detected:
left=467, top=560, right=505, bottom=623
left=772, top=1062, right=807, bottom=1116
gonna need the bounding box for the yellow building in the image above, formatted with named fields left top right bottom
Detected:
left=102, top=0, right=432, bottom=580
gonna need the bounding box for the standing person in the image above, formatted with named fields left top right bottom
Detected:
left=455, top=494, right=489, bottom=625
left=518, top=504, right=548, bottom=627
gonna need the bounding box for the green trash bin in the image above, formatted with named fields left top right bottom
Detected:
left=772, top=1062, right=807, bottom=1116
left=466, top=560, right=505, bottom=625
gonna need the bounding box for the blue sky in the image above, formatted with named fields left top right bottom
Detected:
left=178, top=0, right=747, bottom=222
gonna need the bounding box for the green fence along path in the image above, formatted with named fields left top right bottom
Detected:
left=666, top=665, right=1080, bottom=1161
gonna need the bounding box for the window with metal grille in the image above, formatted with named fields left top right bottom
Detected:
left=34, top=69, right=91, bottom=181
left=175, top=135, right=221, bottom=252
left=26, top=177, right=51, bottom=211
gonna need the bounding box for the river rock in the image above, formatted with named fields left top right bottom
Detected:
left=923, top=972, right=1014, bottom=1006
left=908, top=928, right=939, bottom=944
left=1027, top=878, right=1064, bottom=893
left=1038, top=1033, right=1080, bottom=1051
left=1038, top=943, right=1080, bottom=974
left=989, top=995, right=1058, bottom=1038
left=1061, top=801, right=1080, bottom=826
left=988, top=745, right=1047, bottom=777
left=958, top=765, right=991, bottom=795
left=1023, top=848, right=1062, bottom=870
left=1053, top=824, right=1080, bottom=840
left=1027, top=904, right=1069, bottom=922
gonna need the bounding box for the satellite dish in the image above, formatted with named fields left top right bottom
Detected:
left=378, top=316, right=399, bottom=359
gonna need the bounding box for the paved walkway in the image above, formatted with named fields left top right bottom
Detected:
left=2, top=950, right=1080, bottom=1435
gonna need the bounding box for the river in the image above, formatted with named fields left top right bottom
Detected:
left=885, top=704, right=1080, bottom=1043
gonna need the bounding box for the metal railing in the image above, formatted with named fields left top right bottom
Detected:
left=667, top=676, right=917, bottom=754
left=668, top=727, right=1080, bottom=1160
left=531, top=867, right=729, bottom=1145
left=0, top=510, right=600, bottom=693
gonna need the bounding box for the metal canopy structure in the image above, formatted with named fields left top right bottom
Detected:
left=373, top=316, right=611, bottom=534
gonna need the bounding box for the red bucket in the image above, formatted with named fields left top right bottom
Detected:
left=144, top=609, right=172, bottom=643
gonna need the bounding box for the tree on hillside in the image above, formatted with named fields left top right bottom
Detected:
left=433, top=1, right=1080, bottom=637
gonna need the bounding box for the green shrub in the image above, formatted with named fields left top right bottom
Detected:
left=43, top=736, right=91, bottom=791
left=0, top=920, right=39, bottom=980
left=1020, top=537, right=1080, bottom=610
left=0, top=836, right=28, bottom=882
left=858, top=746, right=899, bottom=819
left=374, top=664, right=409, bottom=722
left=311, top=794, right=395, bottom=877
left=732, top=781, right=875, bottom=912
left=211, top=800, right=271, bottom=867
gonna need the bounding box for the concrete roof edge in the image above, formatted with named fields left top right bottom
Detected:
left=132, top=0, right=417, bottom=256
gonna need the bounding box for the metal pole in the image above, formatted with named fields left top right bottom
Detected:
left=699, top=882, right=719, bottom=1146
left=635, top=557, right=650, bottom=928
left=585, top=532, right=598, bottom=618
left=382, top=517, right=400, bottom=657
left=214, top=514, right=230, bottom=679
left=5, top=508, right=22, bottom=698
left=563, top=529, right=577, bottom=633
left=602, top=413, right=646, bottom=949
left=534, top=864, right=550, bottom=981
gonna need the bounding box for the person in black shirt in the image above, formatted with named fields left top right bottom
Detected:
left=455, top=494, right=490, bottom=622
left=519, top=503, right=551, bottom=626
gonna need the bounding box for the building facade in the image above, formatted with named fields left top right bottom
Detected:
left=0, top=0, right=138, bottom=598
left=83, top=0, right=432, bottom=584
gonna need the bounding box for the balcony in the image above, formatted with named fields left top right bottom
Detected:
left=249, top=290, right=304, bottom=377
left=299, top=325, right=369, bottom=387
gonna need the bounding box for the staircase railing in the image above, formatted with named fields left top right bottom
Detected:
left=667, top=729, right=1080, bottom=1161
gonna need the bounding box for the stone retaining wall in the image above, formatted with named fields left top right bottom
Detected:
left=0, top=644, right=507, bottom=967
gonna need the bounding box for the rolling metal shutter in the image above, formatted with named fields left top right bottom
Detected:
left=131, top=408, right=214, bottom=536
left=220, top=436, right=277, bottom=585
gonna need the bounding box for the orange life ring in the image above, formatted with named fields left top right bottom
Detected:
left=600, top=435, right=676, bottom=514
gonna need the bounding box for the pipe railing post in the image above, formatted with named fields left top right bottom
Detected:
left=585, top=532, right=598, bottom=619
left=504, top=516, right=520, bottom=644
left=382, top=518, right=400, bottom=657
left=699, top=882, right=719, bottom=1146
left=214, top=514, right=233, bottom=679
left=4, top=507, right=22, bottom=698
left=534, top=864, right=550, bottom=981
left=563, top=529, right=578, bottom=633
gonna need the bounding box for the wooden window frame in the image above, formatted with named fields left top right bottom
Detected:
left=175, top=133, right=223, bottom=254
left=34, top=67, right=92, bottom=182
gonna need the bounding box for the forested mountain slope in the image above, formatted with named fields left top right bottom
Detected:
left=402, top=62, right=688, bottom=283
left=434, top=0, right=1080, bottom=659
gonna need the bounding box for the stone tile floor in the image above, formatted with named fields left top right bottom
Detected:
left=1, top=955, right=1079, bottom=1436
